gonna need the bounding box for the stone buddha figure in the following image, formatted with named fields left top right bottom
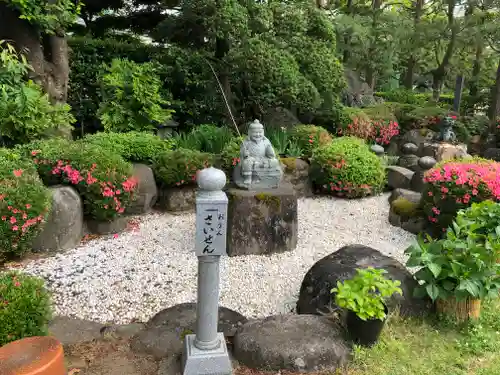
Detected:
left=233, top=120, right=283, bottom=190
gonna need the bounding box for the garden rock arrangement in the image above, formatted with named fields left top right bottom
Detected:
left=296, top=244, right=431, bottom=318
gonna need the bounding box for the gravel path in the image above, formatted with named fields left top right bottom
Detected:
left=15, top=193, right=416, bottom=324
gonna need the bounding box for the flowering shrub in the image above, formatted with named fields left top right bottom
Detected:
left=23, top=139, right=137, bottom=222
left=218, top=136, right=244, bottom=175
left=422, top=158, right=500, bottom=234
left=0, top=271, right=52, bottom=346
left=339, top=117, right=399, bottom=145
left=310, top=137, right=386, bottom=198
left=0, top=149, right=51, bottom=258
left=153, top=148, right=214, bottom=188
left=289, top=125, right=332, bottom=159
left=84, top=131, right=176, bottom=164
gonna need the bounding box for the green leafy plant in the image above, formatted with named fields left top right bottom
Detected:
left=83, top=131, right=176, bottom=164
left=153, top=149, right=214, bottom=188
left=218, top=136, right=244, bottom=175
left=405, top=202, right=500, bottom=302
left=23, top=138, right=137, bottom=222
left=266, top=127, right=290, bottom=155
left=331, top=267, right=402, bottom=321
left=0, top=149, right=51, bottom=259
left=0, top=271, right=52, bottom=346
left=98, top=58, right=174, bottom=133
left=310, top=137, right=386, bottom=198
left=0, top=41, right=75, bottom=146
left=174, top=125, right=235, bottom=155
left=289, top=124, right=333, bottom=159
left=286, top=140, right=304, bottom=157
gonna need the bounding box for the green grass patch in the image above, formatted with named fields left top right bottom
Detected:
left=345, top=299, right=500, bottom=375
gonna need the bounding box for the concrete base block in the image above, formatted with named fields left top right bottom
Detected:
left=182, top=333, right=232, bottom=375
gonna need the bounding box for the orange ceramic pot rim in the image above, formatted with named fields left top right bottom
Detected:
left=0, top=336, right=65, bottom=375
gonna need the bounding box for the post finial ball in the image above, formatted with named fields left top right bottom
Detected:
left=197, top=167, right=226, bottom=191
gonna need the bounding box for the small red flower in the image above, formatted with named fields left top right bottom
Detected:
left=13, top=169, right=23, bottom=177
left=25, top=204, right=31, bottom=209
left=12, top=225, right=18, bottom=231
left=10, top=217, right=16, bottom=224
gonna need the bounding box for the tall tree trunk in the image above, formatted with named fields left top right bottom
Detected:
left=488, top=57, right=500, bottom=128
left=431, top=1, right=457, bottom=101
left=403, top=0, right=424, bottom=89
left=469, top=44, right=483, bottom=99
left=365, top=0, right=382, bottom=90
left=0, top=3, right=69, bottom=104
left=342, top=0, right=353, bottom=64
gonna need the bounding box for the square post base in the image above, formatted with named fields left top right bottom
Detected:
left=182, top=333, right=232, bottom=375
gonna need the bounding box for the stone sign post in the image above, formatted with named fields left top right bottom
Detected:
left=182, top=167, right=232, bottom=375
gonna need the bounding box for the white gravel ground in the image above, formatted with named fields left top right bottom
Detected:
left=15, top=193, right=416, bottom=324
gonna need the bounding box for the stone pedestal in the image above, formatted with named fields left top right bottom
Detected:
left=226, top=183, right=298, bottom=256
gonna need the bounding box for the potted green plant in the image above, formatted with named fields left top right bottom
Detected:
left=405, top=201, right=500, bottom=322
left=331, top=267, right=402, bottom=347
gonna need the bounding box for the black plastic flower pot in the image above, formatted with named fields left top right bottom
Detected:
left=346, top=305, right=388, bottom=347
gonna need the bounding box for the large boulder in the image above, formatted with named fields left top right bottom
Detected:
left=130, top=303, right=247, bottom=360
left=281, top=158, right=313, bottom=198
left=156, top=186, right=196, bottom=212
left=126, top=164, right=157, bottom=215
left=296, top=244, right=430, bottom=317
left=483, top=148, right=500, bottom=161
left=386, top=166, right=414, bottom=190
left=399, top=129, right=435, bottom=150
left=418, top=142, right=468, bottom=162
left=233, top=314, right=351, bottom=372
left=226, top=184, right=298, bottom=256
left=33, top=186, right=83, bottom=252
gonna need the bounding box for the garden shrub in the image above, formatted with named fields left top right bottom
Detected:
left=68, top=37, right=162, bottom=132
left=0, top=149, right=51, bottom=258
left=310, top=136, right=386, bottom=198
left=23, top=139, right=137, bottom=222
left=422, top=157, right=500, bottom=234
left=289, top=124, right=333, bottom=158
left=404, top=106, right=449, bottom=130
left=0, top=41, right=75, bottom=146
left=218, top=136, right=244, bottom=176
left=153, top=149, right=214, bottom=188
left=174, top=125, right=235, bottom=155
left=0, top=271, right=52, bottom=346
left=340, top=116, right=399, bottom=145
left=374, top=89, right=427, bottom=105
left=98, top=58, right=174, bottom=133
left=83, top=131, right=176, bottom=164
left=362, top=103, right=398, bottom=122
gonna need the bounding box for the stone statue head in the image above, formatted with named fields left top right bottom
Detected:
left=440, top=116, right=455, bottom=129
left=248, top=120, right=265, bottom=142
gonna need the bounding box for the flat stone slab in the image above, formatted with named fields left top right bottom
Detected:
left=130, top=303, right=247, bottom=360
left=49, top=316, right=104, bottom=346
left=226, top=184, right=298, bottom=256
left=233, top=314, right=352, bottom=372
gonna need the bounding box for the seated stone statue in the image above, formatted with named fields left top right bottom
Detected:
left=233, top=120, right=283, bottom=190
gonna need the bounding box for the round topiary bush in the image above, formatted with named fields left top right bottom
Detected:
left=153, top=148, right=214, bottom=188
left=0, top=271, right=52, bottom=346
left=422, top=157, right=500, bottom=234
left=24, top=138, right=137, bottom=222
left=0, top=149, right=51, bottom=259
left=289, top=125, right=333, bottom=158
left=218, top=136, right=244, bottom=176
left=310, top=137, right=386, bottom=198
left=83, top=131, right=176, bottom=164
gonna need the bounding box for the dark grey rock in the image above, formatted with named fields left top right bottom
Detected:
left=49, top=316, right=104, bottom=345
left=483, top=148, right=500, bottom=161
left=130, top=303, right=247, bottom=360
left=418, top=156, right=437, bottom=170
left=156, top=186, right=196, bottom=212
left=281, top=158, right=313, bottom=198
left=370, top=144, right=385, bottom=156
left=226, top=184, right=298, bottom=256
left=401, top=143, right=418, bottom=155
left=397, top=154, right=419, bottom=171
left=386, top=166, right=414, bottom=190
left=233, top=314, right=351, bottom=372
left=417, top=142, right=468, bottom=161
left=296, top=244, right=431, bottom=318
left=86, top=216, right=128, bottom=235
left=401, top=216, right=426, bottom=234
left=127, top=164, right=158, bottom=215
left=262, top=107, right=301, bottom=130
left=33, top=186, right=83, bottom=252
left=388, top=209, right=402, bottom=227
left=388, top=188, right=422, bottom=206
